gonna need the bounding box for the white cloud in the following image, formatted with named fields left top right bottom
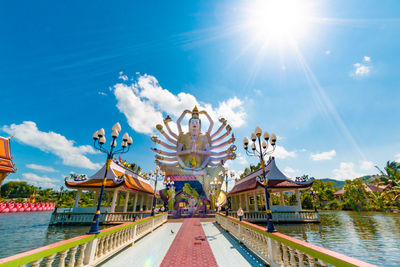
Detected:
left=283, top=167, right=300, bottom=177
left=395, top=153, right=400, bottom=163
left=352, top=56, right=372, bottom=77
left=118, top=71, right=128, bottom=81
left=21, top=173, right=59, bottom=189
left=353, top=63, right=371, bottom=76
left=26, top=164, right=57, bottom=173
left=332, top=162, right=363, bottom=181
left=98, top=92, right=107, bottom=96
left=310, top=150, right=336, bottom=161
left=2, top=121, right=101, bottom=170
left=360, top=160, right=374, bottom=171
left=274, top=145, right=296, bottom=159
left=325, top=50, right=331, bottom=55
left=114, top=74, right=247, bottom=134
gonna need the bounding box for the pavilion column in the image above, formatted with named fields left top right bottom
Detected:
left=245, top=193, right=249, bottom=211
left=149, top=195, right=153, bottom=211
left=93, top=190, right=98, bottom=207
left=123, top=192, right=130, bottom=212
left=106, top=192, right=111, bottom=207
left=139, top=193, right=144, bottom=211
left=110, top=189, right=119, bottom=212
left=253, top=191, right=258, bottom=211
left=74, top=189, right=82, bottom=208
left=132, top=192, right=138, bottom=212
left=280, top=192, right=285, bottom=206
left=116, top=193, right=121, bottom=209
left=295, top=190, right=302, bottom=210
left=239, top=194, right=243, bottom=209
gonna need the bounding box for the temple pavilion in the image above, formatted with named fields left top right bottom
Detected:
left=228, top=157, right=319, bottom=222
left=0, top=136, right=16, bottom=185
left=65, top=160, right=154, bottom=213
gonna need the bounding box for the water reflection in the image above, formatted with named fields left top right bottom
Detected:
left=263, top=211, right=400, bottom=266
left=0, top=212, right=108, bottom=259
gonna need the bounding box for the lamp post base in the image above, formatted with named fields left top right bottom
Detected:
left=87, top=215, right=100, bottom=235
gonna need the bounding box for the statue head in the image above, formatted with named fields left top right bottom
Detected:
left=189, top=106, right=201, bottom=136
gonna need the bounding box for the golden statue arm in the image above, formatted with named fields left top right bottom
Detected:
left=156, top=124, right=177, bottom=145
left=210, top=118, right=227, bottom=139
left=155, top=160, right=179, bottom=168
left=210, top=134, right=235, bottom=150
left=151, top=136, right=176, bottom=150
left=164, top=118, right=178, bottom=139
left=155, top=155, right=178, bottom=162
left=200, top=110, right=214, bottom=135
left=176, top=109, right=191, bottom=134
left=211, top=125, right=232, bottom=145
left=151, top=148, right=177, bottom=157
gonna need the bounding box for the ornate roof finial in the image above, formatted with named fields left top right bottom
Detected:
left=192, top=106, right=199, bottom=119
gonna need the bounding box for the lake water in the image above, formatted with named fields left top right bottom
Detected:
left=0, top=212, right=108, bottom=259
left=271, top=210, right=400, bottom=266
left=0, top=211, right=399, bottom=266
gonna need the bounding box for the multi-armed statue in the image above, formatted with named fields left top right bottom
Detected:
left=151, top=106, right=236, bottom=170
left=151, top=106, right=237, bottom=213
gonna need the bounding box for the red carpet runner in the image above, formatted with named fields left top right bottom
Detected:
left=160, top=218, right=218, bottom=267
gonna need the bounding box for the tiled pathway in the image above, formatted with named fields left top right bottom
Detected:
left=101, top=219, right=264, bottom=267
left=160, top=218, right=218, bottom=266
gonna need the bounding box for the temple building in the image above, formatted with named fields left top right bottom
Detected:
left=228, top=157, right=319, bottom=223
left=65, top=160, right=154, bottom=213
left=0, top=136, right=16, bottom=186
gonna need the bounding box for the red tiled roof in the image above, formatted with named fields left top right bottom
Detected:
left=0, top=137, right=15, bottom=173
left=229, top=158, right=313, bottom=195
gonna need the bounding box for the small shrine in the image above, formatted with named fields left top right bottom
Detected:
left=151, top=106, right=236, bottom=216
left=0, top=136, right=16, bottom=186
left=65, top=159, right=154, bottom=213
left=229, top=157, right=314, bottom=213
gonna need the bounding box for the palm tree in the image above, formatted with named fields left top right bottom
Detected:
left=376, top=161, right=400, bottom=202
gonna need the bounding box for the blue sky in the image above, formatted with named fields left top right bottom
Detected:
left=1, top=0, right=400, bottom=189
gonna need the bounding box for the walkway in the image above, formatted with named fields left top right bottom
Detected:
left=101, top=219, right=265, bottom=267
left=161, top=218, right=218, bottom=266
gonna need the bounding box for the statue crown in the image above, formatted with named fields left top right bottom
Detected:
left=192, top=106, right=199, bottom=119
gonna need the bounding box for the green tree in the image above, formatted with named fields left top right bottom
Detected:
left=1, top=181, right=35, bottom=198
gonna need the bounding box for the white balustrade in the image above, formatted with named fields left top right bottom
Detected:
left=228, top=210, right=320, bottom=223
left=0, top=213, right=168, bottom=267
left=49, top=211, right=152, bottom=225
left=216, top=213, right=376, bottom=267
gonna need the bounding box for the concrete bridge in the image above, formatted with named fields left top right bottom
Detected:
left=0, top=213, right=377, bottom=267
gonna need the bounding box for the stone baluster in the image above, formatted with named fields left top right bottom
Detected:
left=296, top=249, right=305, bottom=267
left=45, top=254, right=56, bottom=267
left=31, top=258, right=43, bottom=267
left=282, top=244, right=289, bottom=267
left=58, top=249, right=69, bottom=267
left=75, top=243, right=87, bottom=267
left=308, top=255, right=316, bottom=267
left=67, top=246, right=78, bottom=267
left=289, top=247, right=296, bottom=266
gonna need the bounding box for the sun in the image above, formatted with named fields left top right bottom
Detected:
left=245, top=0, right=312, bottom=44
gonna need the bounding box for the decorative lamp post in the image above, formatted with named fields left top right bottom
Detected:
left=87, top=123, right=132, bottom=235
left=163, top=177, right=175, bottom=211
left=210, top=177, right=222, bottom=211
left=311, top=189, right=318, bottom=212
left=243, top=126, right=277, bottom=233
left=148, top=166, right=165, bottom=216
left=224, top=169, right=237, bottom=215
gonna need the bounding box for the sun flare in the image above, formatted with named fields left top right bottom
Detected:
left=245, top=0, right=312, bottom=43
